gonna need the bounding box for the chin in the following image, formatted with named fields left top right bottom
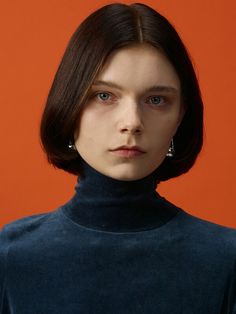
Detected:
left=106, top=166, right=150, bottom=181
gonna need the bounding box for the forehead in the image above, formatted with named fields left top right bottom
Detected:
left=94, top=43, right=180, bottom=92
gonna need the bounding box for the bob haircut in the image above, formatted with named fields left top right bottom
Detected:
left=40, top=2, right=204, bottom=182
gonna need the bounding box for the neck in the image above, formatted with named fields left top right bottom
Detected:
left=61, top=158, right=179, bottom=233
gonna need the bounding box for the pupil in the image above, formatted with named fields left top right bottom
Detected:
left=152, top=96, right=160, bottom=104
left=100, top=93, right=108, bottom=100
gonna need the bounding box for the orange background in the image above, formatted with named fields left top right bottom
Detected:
left=1, top=0, right=235, bottom=228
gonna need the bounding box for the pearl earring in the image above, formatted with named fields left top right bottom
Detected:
left=166, top=138, right=175, bottom=157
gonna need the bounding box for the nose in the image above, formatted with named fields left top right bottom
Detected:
left=118, top=101, right=144, bottom=135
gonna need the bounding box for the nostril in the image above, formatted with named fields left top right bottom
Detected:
left=121, top=127, right=142, bottom=134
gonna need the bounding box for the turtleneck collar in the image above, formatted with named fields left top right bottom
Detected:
left=61, top=158, right=180, bottom=233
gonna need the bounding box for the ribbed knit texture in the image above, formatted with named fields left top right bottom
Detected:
left=61, top=157, right=179, bottom=233
left=0, top=159, right=236, bottom=313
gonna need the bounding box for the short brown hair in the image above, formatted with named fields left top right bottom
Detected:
left=40, top=2, right=204, bottom=182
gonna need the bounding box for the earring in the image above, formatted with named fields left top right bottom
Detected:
left=68, top=140, right=77, bottom=151
left=166, top=138, right=175, bottom=157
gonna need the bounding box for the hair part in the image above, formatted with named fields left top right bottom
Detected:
left=40, top=2, right=204, bottom=182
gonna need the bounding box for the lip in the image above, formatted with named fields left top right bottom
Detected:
left=110, top=145, right=145, bottom=153
left=109, top=146, right=146, bottom=158
left=110, top=149, right=144, bottom=158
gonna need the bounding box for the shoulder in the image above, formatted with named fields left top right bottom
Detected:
left=0, top=212, right=51, bottom=301
left=162, top=195, right=236, bottom=237
left=0, top=211, right=54, bottom=243
left=164, top=197, right=236, bottom=238
left=175, top=206, right=236, bottom=258
left=161, top=197, right=236, bottom=257
left=0, top=210, right=60, bottom=265
left=182, top=210, right=236, bottom=239
left=0, top=211, right=55, bottom=253
left=0, top=210, right=58, bottom=269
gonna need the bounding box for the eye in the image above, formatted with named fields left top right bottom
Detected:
left=147, top=96, right=166, bottom=106
left=96, top=92, right=111, bottom=102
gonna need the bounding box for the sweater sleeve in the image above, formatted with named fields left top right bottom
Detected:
left=221, top=259, right=236, bottom=314
left=0, top=227, right=10, bottom=314
left=229, top=260, right=236, bottom=314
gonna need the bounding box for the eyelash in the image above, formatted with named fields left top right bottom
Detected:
left=91, top=91, right=168, bottom=107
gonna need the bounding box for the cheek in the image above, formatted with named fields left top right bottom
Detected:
left=75, top=109, right=96, bottom=134
left=148, top=114, right=179, bottom=137
left=75, top=110, right=108, bottom=144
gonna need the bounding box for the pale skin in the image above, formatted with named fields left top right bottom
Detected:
left=74, top=43, right=186, bottom=181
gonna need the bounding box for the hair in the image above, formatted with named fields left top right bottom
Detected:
left=40, top=2, right=204, bottom=182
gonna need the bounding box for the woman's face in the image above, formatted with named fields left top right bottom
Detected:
left=74, top=43, right=185, bottom=181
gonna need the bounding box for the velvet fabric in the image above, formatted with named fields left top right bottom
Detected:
left=1, top=159, right=236, bottom=313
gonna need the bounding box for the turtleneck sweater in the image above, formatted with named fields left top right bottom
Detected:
left=62, top=158, right=179, bottom=233
left=0, top=159, right=236, bottom=313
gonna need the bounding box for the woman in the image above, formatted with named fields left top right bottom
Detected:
left=0, top=3, right=235, bottom=313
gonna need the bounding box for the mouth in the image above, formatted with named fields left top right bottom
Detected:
left=109, top=146, right=146, bottom=158
left=110, top=145, right=145, bottom=153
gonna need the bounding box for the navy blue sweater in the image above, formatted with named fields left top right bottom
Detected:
left=1, top=159, right=236, bottom=313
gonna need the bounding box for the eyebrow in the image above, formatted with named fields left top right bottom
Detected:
left=92, top=80, right=179, bottom=94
